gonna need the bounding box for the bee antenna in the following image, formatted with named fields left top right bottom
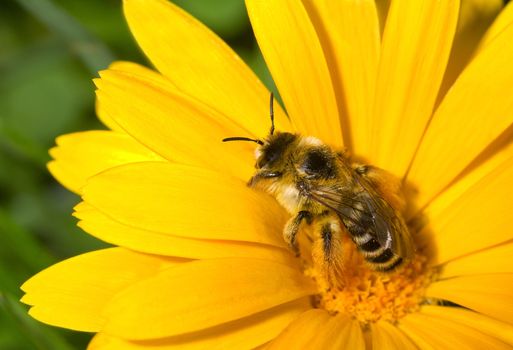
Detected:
left=269, top=92, right=275, bottom=135
left=222, top=137, right=264, bottom=146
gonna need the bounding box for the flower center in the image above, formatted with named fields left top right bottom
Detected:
left=299, top=220, right=435, bottom=324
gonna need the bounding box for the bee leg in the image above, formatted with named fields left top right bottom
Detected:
left=283, top=211, right=312, bottom=255
left=312, top=215, right=345, bottom=285
left=319, top=221, right=343, bottom=265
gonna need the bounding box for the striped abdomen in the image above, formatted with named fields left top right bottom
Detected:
left=342, top=219, right=403, bottom=272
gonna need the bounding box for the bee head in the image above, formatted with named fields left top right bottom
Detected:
left=245, top=131, right=296, bottom=186
left=255, top=132, right=296, bottom=170
left=223, top=93, right=298, bottom=185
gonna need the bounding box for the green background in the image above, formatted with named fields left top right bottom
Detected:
left=0, top=0, right=510, bottom=349
left=0, top=1, right=273, bottom=348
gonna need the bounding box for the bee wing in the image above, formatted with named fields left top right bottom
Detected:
left=357, top=183, right=414, bottom=259
left=308, top=175, right=414, bottom=259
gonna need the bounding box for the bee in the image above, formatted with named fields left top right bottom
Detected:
left=223, top=94, right=414, bottom=272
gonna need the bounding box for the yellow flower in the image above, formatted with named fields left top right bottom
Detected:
left=21, top=0, right=513, bottom=348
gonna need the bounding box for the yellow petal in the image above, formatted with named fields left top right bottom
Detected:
left=479, top=1, right=513, bottom=50
left=375, top=0, right=391, bottom=36
left=396, top=321, right=435, bottom=350
left=310, top=316, right=365, bottom=350
left=96, top=98, right=121, bottom=132
left=82, top=162, right=288, bottom=247
left=48, top=131, right=162, bottom=194
left=123, top=0, right=290, bottom=137
left=337, top=319, right=366, bottom=350
left=371, top=0, right=459, bottom=176
left=371, top=321, right=417, bottom=350
left=421, top=134, right=513, bottom=222
left=437, top=0, right=503, bottom=104
left=399, top=309, right=511, bottom=349
left=95, top=69, right=256, bottom=181
left=302, top=0, right=380, bottom=156
left=89, top=300, right=309, bottom=350
left=423, top=156, right=513, bottom=264
left=407, top=22, right=513, bottom=206
left=269, top=312, right=364, bottom=350
left=102, top=258, right=317, bottom=339
left=426, top=274, right=513, bottom=324
left=20, top=248, right=180, bottom=332
left=74, top=202, right=294, bottom=266
left=421, top=305, right=513, bottom=346
left=108, top=61, right=169, bottom=85
left=95, top=61, right=179, bottom=132
left=441, top=241, right=513, bottom=278
left=267, top=309, right=331, bottom=349
left=96, top=60, right=168, bottom=131
left=246, top=0, right=343, bottom=146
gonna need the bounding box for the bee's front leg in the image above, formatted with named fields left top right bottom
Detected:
left=283, top=210, right=312, bottom=255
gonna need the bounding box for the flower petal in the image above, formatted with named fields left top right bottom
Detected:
left=48, top=131, right=163, bottom=194
left=370, top=321, right=417, bottom=350
left=399, top=309, right=511, bottom=349
left=441, top=241, right=513, bottom=278
left=337, top=319, right=365, bottom=350
left=95, top=69, right=256, bottom=181
left=375, top=0, right=391, bottom=36
left=96, top=98, right=121, bottom=132
left=437, top=0, right=503, bottom=104
left=268, top=311, right=364, bottom=350
left=425, top=274, right=513, bottom=324
left=407, top=22, right=513, bottom=206
left=422, top=155, right=513, bottom=264
left=95, top=61, right=171, bottom=132
left=267, top=309, right=331, bottom=349
left=74, top=202, right=295, bottom=265
left=371, top=0, right=459, bottom=176
left=246, top=0, right=343, bottom=146
left=421, top=305, right=513, bottom=346
left=81, top=162, right=288, bottom=247
left=421, top=135, right=513, bottom=222
left=20, top=248, right=180, bottom=332
left=479, top=1, right=513, bottom=49
left=102, top=258, right=317, bottom=339
left=122, top=0, right=291, bottom=136
left=302, top=0, right=380, bottom=156
left=108, top=61, right=168, bottom=84
left=89, top=300, right=309, bottom=350
left=310, top=316, right=365, bottom=350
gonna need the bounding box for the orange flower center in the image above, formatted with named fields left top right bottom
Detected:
left=300, top=226, right=436, bottom=324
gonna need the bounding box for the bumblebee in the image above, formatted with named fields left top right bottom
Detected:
left=224, top=94, right=414, bottom=272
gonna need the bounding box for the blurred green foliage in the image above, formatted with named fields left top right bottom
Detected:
left=0, top=0, right=272, bottom=348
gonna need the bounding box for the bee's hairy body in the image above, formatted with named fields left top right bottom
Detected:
left=249, top=132, right=414, bottom=272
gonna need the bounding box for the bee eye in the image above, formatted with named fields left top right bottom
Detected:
left=257, top=151, right=277, bottom=168
left=301, top=149, right=335, bottom=178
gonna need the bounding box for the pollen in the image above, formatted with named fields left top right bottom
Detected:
left=302, top=234, right=436, bottom=324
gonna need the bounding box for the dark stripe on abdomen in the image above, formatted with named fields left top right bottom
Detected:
left=359, top=238, right=380, bottom=252
left=369, top=248, right=394, bottom=263
left=382, top=257, right=403, bottom=272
